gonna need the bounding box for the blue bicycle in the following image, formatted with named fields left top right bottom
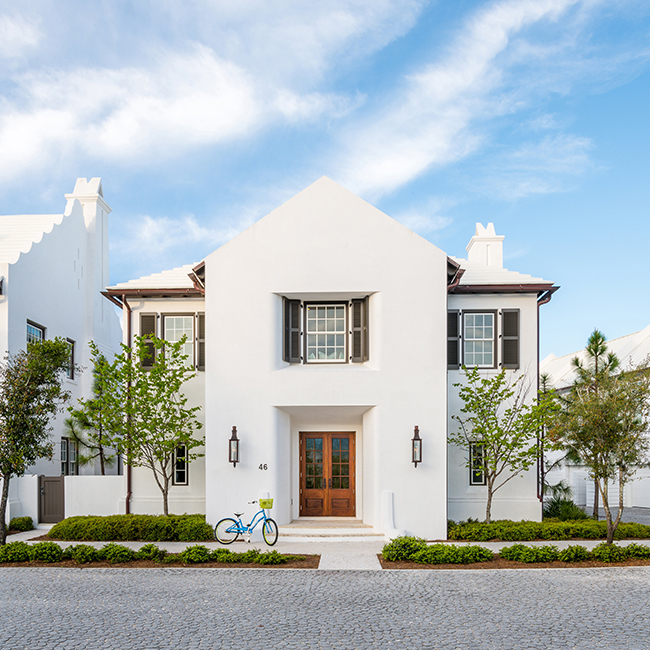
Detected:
left=214, top=499, right=279, bottom=546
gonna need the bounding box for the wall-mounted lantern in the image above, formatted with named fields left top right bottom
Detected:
left=229, top=426, right=240, bottom=467
left=412, top=426, right=422, bottom=467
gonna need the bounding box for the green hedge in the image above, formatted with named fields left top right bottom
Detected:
left=381, top=536, right=493, bottom=565
left=447, top=519, right=650, bottom=542
left=48, top=514, right=213, bottom=542
left=0, top=540, right=305, bottom=565
left=9, top=516, right=34, bottom=532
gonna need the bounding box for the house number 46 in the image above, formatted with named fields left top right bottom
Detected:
left=259, top=464, right=268, bottom=470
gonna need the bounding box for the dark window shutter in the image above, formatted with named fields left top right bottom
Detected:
left=502, top=309, right=519, bottom=369
left=283, top=298, right=301, bottom=364
left=197, top=313, right=205, bottom=371
left=447, top=310, right=460, bottom=369
left=140, top=314, right=156, bottom=367
left=351, top=297, right=369, bottom=363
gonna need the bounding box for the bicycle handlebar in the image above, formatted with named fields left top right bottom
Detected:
left=248, top=500, right=258, bottom=504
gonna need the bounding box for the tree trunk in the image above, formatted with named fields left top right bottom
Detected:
left=99, top=446, right=105, bottom=476
left=485, top=485, right=493, bottom=524
left=163, top=485, right=169, bottom=517
left=0, top=474, right=11, bottom=546
left=598, top=479, right=616, bottom=545
left=593, top=478, right=599, bottom=520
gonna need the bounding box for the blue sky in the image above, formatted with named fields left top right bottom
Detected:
left=1, top=0, right=650, bottom=359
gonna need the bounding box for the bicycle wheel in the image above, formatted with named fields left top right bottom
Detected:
left=214, top=518, right=240, bottom=544
left=262, top=518, right=279, bottom=546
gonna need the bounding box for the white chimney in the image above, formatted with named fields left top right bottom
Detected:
left=466, top=222, right=504, bottom=268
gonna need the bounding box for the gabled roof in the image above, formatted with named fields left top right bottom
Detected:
left=541, top=324, right=650, bottom=391
left=104, top=264, right=203, bottom=301
left=0, top=213, right=64, bottom=264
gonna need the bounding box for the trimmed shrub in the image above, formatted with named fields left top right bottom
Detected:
left=61, top=544, right=98, bottom=564
left=181, top=545, right=211, bottom=564
left=591, top=543, right=628, bottom=563
left=381, top=536, right=428, bottom=562
left=238, top=549, right=261, bottom=563
left=29, top=541, right=63, bottom=563
left=136, top=543, right=167, bottom=562
left=210, top=548, right=237, bottom=563
left=558, top=545, right=590, bottom=562
left=98, top=543, right=136, bottom=563
left=48, top=514, right=213, bottom=542
left=500, top=544, right=559, bottom=563
left=411, top=544, right=493, bottom=565
left=0, top=541, right=31, bottom=562
left=625, top=543, right=650, bottom=559
left=255, top=550, right=287, bottom=565
left=543, top=498, right=588, bottom=521
left=9, top=516, right=34, bottom=532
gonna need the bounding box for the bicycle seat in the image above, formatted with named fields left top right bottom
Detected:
left=234, top=512, right=244, bottom=517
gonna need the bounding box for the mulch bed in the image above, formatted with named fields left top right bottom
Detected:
left=379, top=556, right=650, bottom=570
left=0, top=555, right=320, bottom=569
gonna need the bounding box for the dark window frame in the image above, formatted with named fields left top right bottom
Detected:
left=447, top=310, right=460, bottom=369
left=26, top=320, right=46, bottom=346
left=61, top=437, right=79, bottom=476
left=469, top=442, right=486, bottom=486
left=139, top=313, right=158, bottom=368
left=196, top=313, right=205, bottom=371
left=501, top=309, right=520, bottom=370
left=173, top=445, right=188, bottom=486
left=66, top=339, right=75, bottom=380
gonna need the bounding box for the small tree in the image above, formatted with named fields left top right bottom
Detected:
left=90, top=336, right=204, bottom=516
left=0, top=339, right=72, bottom=544
left=67, top=354, right=117, bottom=475
left=551, top=332, right=650, bottom=544
left=449, top=367, right=558, bottom=523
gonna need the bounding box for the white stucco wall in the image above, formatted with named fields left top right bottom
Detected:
left=65, top=475, right=127, bottom=516
left=447, top=292, right=543, bottom=522
left=204, top=177, right=449, bottom=539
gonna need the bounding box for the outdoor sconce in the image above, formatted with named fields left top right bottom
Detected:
left=229, top=426, right=240, bottom=467
left=412, top=426, right=422, bottom=468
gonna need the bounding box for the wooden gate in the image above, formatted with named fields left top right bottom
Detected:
left=39, top=475, right=65, bottom=523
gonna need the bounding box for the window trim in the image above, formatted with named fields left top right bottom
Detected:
left=173, top=445, right=188, bottom=486
left=66, top=339, right=75, bottom=380
left=462, top=310, right=497, bottom=369
left=303, top=301, right=349, bottom=364
left=61, top=437, right=79, bottom=476
left=469, top=442, right=486, bottom=486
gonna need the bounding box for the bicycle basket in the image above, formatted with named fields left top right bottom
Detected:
left=259, top=499, right=273, bottom=509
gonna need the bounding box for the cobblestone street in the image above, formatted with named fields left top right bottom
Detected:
left=2, top=567, right=650, bottom=649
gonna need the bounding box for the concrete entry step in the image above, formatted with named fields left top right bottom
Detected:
left=279, top=518, right=384, bottom=539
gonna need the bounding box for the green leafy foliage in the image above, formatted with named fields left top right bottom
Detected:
left=29, top=541, right=63, bottom=563
left=449, top=367, right=560, bottom=523
left=558, top=545, right=590, bottom=562
left=543, top=498, right=588, bottom=521
left=411, top=544, right=493, bottom=565
left=625, top=543, right=650, bottom=559
left=181, top=544, right=211, bottom=564
left=447, top=518, right=650, bottom=542
left=83, top=337, right=204, bottom=515
left=499, top=544, right=559, bottom=563
left=97, top=543, right=136, bottom=563
left=48, top=514, right=213, bottom=542
left=136, top=543, right=167, bottom=561
left=62, top=544, right=99, bottom=564
left=0, top=541, right=31, bottom=562
left=381, top=536, right=428, bottom=561
left=8, top=516, right=34, bottom=532
left=591, top=542, right=628, bottom=563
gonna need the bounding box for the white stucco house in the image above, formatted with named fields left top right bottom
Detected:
left=542, top=325, right=650, bottom=510
left=104, top=177, right=557, bottom=539
left=1, top=178, right=122, bottom=524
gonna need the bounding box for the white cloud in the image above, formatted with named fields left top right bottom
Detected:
left=0, top=14, right=40, bottom=59
left=337, top=0, right=585, bottom=197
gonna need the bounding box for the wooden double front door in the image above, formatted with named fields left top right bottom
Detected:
left=300, top=432, right=355, bottom=517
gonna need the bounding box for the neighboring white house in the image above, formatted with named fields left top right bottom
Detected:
left=541, top=325, right=650, bottom=510
left=105, top=177, right=557, bottom=538
left=1, top=178, right=122, bottom=524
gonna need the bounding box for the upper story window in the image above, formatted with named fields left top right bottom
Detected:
left=61, top=437, right=78, bottom=476
left=283, top=297, right=369, bottom=365
left=306, top=305, right=346, bottom=362
left=447, top=309, right=519, bottom=370
left=464, top=312, right=495, bottom=368
left=164, top=315, right=194, bottom=363
left=27, top=321, right=45, bottom=345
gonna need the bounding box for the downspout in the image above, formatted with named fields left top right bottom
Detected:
left=536, top=289, right=556, bottom=502
left=123, top=294, right=132, bottom=515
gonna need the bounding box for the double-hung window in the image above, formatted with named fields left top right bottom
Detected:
left=61, top=437, right=78, bottom=476
left=173, top=446, right=188, bottom=485
left=306, top=305, right=346, bottom=362
left=163, top=315, right=194, bottom=365
left=463, top=312, right=495, bottom=368
left=469, top=443, right=486, bottom=486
